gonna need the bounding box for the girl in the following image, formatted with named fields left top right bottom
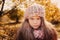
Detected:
left=16, top=3, right=57, bottom=40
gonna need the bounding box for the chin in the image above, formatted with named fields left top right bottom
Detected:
left=33, top=27, right=39, bottom=29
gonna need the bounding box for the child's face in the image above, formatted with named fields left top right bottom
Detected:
left=28, top=14, right=41, bottom=29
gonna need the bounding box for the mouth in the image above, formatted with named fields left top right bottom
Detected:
left=33, top=25, right=39, bottom=27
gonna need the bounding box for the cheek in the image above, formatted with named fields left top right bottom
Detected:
left=29, top=20, right=33, bottom=25
left=37, top=20, right=41, bottom=25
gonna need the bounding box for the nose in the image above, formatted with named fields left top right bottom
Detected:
left=34, top=20, right=37, bottom=24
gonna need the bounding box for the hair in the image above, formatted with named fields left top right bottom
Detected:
left=16, top=18, right=57, bottom=40
left=16, top=3, right=57, bottom=40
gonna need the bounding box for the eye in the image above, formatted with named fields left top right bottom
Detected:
left=30, top=18, right=34, bottom=20
left=37, top=18, right=40, bottom=20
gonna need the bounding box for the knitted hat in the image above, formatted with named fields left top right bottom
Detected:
left=24, top=3, right=45, bottom=19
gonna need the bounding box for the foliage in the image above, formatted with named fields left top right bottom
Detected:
left=0, top=0, right=60, bottom=40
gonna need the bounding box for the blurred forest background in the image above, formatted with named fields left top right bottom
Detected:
left=0, top=0, right=60, bottom=40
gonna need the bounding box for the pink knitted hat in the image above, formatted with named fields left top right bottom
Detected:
left=24, top=3, right=45, bottom=19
